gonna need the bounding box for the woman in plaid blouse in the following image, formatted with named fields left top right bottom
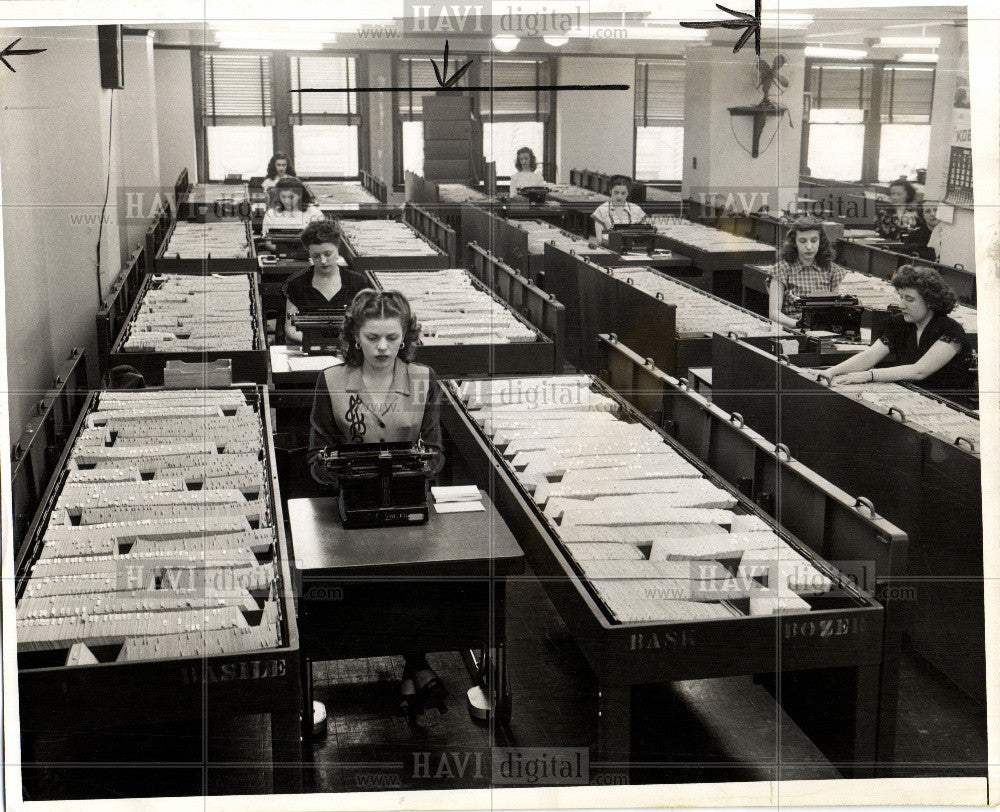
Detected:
left=768, top=218, right=847, bottom=329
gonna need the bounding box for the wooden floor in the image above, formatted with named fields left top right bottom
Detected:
left=20, top=560, right=988, bottom=801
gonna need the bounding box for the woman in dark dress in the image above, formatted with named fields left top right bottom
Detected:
left=281, top=219, right=367, bottom=344
left=819, top=265, right=974, bottom=397
left=876, top=180, right=934, bottom=259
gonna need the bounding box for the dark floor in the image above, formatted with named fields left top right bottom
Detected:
left=21, top=559, right=988, bottom=801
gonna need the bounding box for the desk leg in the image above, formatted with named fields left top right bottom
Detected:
left=300, top=656, right=314, bottom=742
left=596, top=683, right=631, bottom=775
left=271, top=710, right=303, bottom=794
left=846, top=664, right=879, bottom=779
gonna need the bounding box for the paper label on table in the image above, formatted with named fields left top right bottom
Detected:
left=434, top=501, right=486, bottom=514
left=432, top=485, right=481, bottom=502
left=287, top=355, right=342, bottom=372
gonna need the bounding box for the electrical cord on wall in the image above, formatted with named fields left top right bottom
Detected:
left=95, top=88, right=114, bottom=305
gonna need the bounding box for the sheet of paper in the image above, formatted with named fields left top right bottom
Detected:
left=432, top=485, right=482, bottom=502
left=286, top=355, right=342, bottom=372
left=434, top=501, right=486, bottom=514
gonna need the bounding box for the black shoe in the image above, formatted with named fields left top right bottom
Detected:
left=412, top=666, right=448, bottom=714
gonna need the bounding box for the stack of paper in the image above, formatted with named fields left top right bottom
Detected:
left=431, top=485, right=485, bottom=514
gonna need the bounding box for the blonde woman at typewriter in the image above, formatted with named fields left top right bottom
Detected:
left=768, top=217, right=847, bottom=329
left=282, top=220, right=366, bottom=344
left=308, top=289, right=446, bottom=719
left=261, top=177, right=324, bottom=250
left=591, top=175, right=647, bottom=244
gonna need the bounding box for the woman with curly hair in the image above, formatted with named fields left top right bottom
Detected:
left=307, top=288, right=447, bottom=719
left=768, top=217, right=847, bottom=328
left=261, top=176, right=324, bottom=239
left=819, top=265, right=974, bottom=395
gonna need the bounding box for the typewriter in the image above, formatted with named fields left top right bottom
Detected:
left=792, top=293, right=863, bottom=339
left=265, top=228, right=309, bottom=260
left=316, top=441, right=438, bottom=528
left=515, top=186, right=551, bottom=206
left=605, top=223, right=657, bottom=255
left=291, top=306, right=347, bottom=355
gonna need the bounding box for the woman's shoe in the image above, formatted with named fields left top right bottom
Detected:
left=412, top=667, right=448, bottom=714
left=398, top=677, right=418, bottom=718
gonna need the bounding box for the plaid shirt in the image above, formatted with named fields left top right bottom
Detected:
left=772, top=260, right=847, bottom=317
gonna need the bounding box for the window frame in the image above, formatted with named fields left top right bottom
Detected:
left=632, top=57, right=686, bottom=184
left=802, top=57, right=935, bottom=184
left=194, top=48, right=365, bottom=182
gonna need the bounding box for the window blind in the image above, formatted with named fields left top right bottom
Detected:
left=479, top=58, right=550, bottom=120
left=291, top=56, right=357, bottom=121
left=635, top=59, right=685, bottom=125
left=810, top=64, right=872, bottom=111
left=881, top=65, right=935, bottom=123
left=202, top=53, right=274, bottom=126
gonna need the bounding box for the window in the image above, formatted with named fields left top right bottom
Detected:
left=878, top=65, right=934, bottom=181
left=479, top=58, right=551, bottom=179
left=202, top=53, right=275, bottom=181
left=806, top=64, right=871, bottom=182
left=804, top=61, right=934, bottom=183
left=634, top=59, right=685, bottom=181
left=289, top=56, right=360, bottom=176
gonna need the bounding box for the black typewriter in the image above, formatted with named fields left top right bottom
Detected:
left=516, top=186, right=551, bottom=205
left=605, top=223, right=657, bottom=255
left=792, top=293, right=863, bottom=339
left=266, top=227, right=309, bottom=259
left=317, top=441, right=438, bottom=528
left=291, top=306, right=346, bottom=355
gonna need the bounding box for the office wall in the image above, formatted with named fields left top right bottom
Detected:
left=119, top=33, right=161, bottom=264
left=154, top=46, right=197, bottom=207
left=555, top=57, right=634, bottom=182
left=1, top=26, right=123, bottom=441
left=683, top=43, right=804, bottom=213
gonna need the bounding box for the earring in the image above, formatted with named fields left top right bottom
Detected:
left=355, top=342, right=361, bottom=349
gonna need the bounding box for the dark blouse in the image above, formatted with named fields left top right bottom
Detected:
left=281, top=267, right=368, bottom=311
left=877, top=312, right=974, bottom=395
left=875, top=206, right=933, bottom=256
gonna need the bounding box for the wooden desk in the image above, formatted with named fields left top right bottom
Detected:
left=288, top=493, right=524, bottom=729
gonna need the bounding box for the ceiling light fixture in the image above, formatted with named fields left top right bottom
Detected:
left=542, top=35, right=569, bottom=47
left=804, top=46, right=867, bottom=60
left=878, top=36, right=940, bottom=48
left=898, top=53, right=939, bottom=63
left=492, top=34, right=519, bottom=52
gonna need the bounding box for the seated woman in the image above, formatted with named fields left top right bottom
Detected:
left=876, top=180, right=933, bottom=259
left=262, top=152, right=296, bottom=190
left=768, top=217, right=848, bottom=329
left=308, top=289, right=446, bottom=719
left=281, top=219, right=367, bottom=344
left=818, top=265, right=974, bottom=397
left=591, top=175, right=647, bottom=244
left=261, top=177, right=324, bottom=248
left=508, top=147, right=547, bottom=196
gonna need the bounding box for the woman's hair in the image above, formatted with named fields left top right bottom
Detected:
left=299, top=218, right=340, bottom=250
left=272, top=176, right=315, bottom=210
left=515, top=147, right=537, bottom=172
left=608, top=175, right=633, bottom=192
left=266, top=152, right=296, bottom=180
left=891, top=264, right=957, bottom=315
left=889, top=179, right=918, bottom=204
left=341, top=289, right=421, bottom=367
left=779, top=216, right=834, bottom=267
